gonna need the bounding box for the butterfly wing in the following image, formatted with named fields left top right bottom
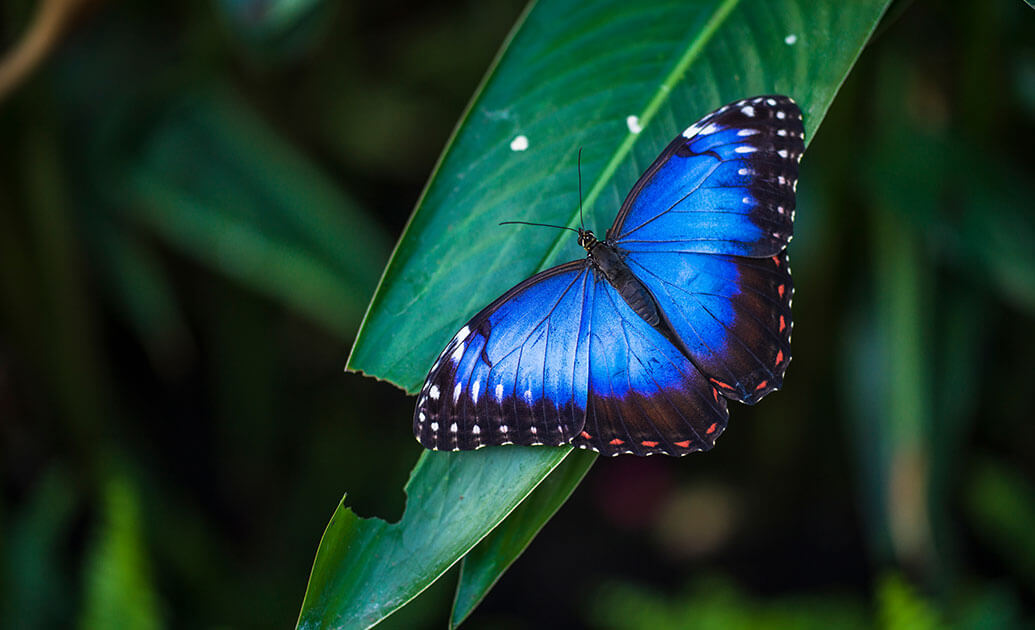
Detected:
left=414, top=261, right=593, bottom=451
left=573, top=276, right=729, bottom=456
left=613, top=95, right=803, bottom=403
left=609, top=95, right=803, bottom=256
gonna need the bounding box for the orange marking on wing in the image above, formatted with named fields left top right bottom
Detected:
left=779, top=315, right=786, bottom=332
left=674, top=440, right=691, bottom=448
left=710, top=378, right=734, bottom=390
left=641, top=440, right=659, bottom=448
left=712, top=388, right=719, bottom=402
left=772, top=255, right=781, bottom=266
left=778, top=284, right=785, bottom=298
left=755, top=380, right=768, bottom=391
left=608, top=438, right=625, bottom=446
left=776, top=350, right=784, bottom=364
left=580, top=431, right=592, bottom=440
left=705, top=422, right=717, bottom=435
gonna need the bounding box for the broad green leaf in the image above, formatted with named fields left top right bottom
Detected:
left=296, top=447, right=572, bottom=628
left=350, top=0, right=889, bottom=385
left=313, top=0, right=891, bottom=628
left=119, top=88, right=390, bottom=339
left=450, top=449, right=596, bottom=628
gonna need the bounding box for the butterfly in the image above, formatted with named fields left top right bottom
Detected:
left=414, top=95, right=804, bottom=456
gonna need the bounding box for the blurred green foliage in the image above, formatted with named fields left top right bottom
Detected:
left=1, top=0, right=1034, bottom=628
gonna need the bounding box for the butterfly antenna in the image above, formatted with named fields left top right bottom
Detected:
left=499, top=220, right=579, bottom=234
left=577, top=147, right=585, bottom=231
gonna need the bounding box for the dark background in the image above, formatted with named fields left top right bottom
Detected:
left=2, top=0, right=1034, bottom=628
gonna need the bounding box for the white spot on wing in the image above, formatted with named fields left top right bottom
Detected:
left=785, top=33, right=798, bottom=45
left=431, top=422, right=439, bottom=431
left=737, top=128, right=758, bottom=137
left=626, top=115, right=642, bottom=134
left=700, top=122, right=720, bottom=135
left=450, top=422, right=458, bottom=433
left=450, top=343, right=465, bottom=363
left=741, top=105, right=756, bottom=117
left=456, top=326, right=471, bottom=343
left=429, top=385, right=440, bottom=400
left=500, top=425, right=509, bottom=433
left=734, top=145, right=757, bottom=154
left=495, top=383, right=504, bottom=402
left=453, top=382, right=462, bottom=404
left=472, top=380, right=480, bottom=403
left=510, top=135, right=529, bottom=151
left=473, top=425, right=481, bottom=435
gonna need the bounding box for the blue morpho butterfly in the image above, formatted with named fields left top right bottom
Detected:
left=414, top=95, right=804, bottom=456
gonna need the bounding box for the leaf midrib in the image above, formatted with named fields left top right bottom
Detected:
left=533, top=0, right=742, bottom=273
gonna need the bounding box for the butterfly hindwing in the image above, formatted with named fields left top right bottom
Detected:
left=626, top=249, right=793, bottom=403
left=573, top=277, right=729, bottom=456
left=414, top=262, right=593, bottom=451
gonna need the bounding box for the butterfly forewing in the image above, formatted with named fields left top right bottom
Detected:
left=414, top=262, right=593, bottom=451
left=611, top=95, right=804, bottom=258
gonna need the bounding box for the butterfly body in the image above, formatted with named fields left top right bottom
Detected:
left=414, top=95, right=804, bottom=456
left=581, top=230, right=662, bottom=329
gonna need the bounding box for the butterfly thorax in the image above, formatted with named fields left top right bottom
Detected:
left=580, top=229, right=662, bottom=329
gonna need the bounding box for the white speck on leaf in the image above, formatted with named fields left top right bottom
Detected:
left=510, top=135, right=529, bottom=151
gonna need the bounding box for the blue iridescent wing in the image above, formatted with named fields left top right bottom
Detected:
left=613, top=95, right=803, bottom=403
left=414, top=262, right=593, bottom=451
left=574, top=277, right=729, bottom=456
left=610, top=95, right=803, bottom=256
left=627, top=249, right=793, bottom=403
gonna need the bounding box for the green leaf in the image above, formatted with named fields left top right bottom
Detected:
left=875, top=572, right=942, bottom=630
left=313, top=0, right=892, bottom=627
left=296, top=447, right=572, bottom=629
left=350, top=0, right=890, bottom=385
left=450, top=449, right=596, bottom=628
left=79, top=474, right=162, bottom=630
left=119, top=88, right=390, bottom=339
